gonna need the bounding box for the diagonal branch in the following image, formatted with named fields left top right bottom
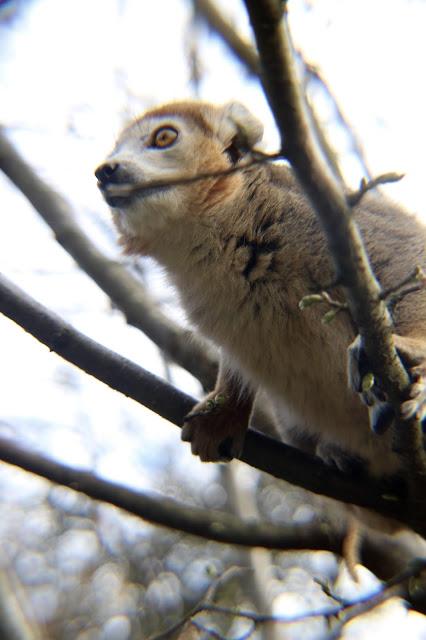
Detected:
left=0, top=272, right=418, bottom=531
left=0, top=435, right=344, bottom=553
left=242, top=0, right=426, bottom=487
left=0, top=127, right=217, bottom=390
left=193, top=0, right=259, bottom=75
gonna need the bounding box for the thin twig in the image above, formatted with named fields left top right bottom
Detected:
left=101, top=151, right=283, bottom=199
left=191, top=618, right=228, bottom=640
left=201, top=559, right=426, bottom=637
left=348, top=172, right=405, bottom=207
left=381, top=265, right=426, bottom=307
left=299, top=291, right=349, bottom=324
left=157, top=558, right=426, bottom=638
left=327, top=558, right=426, bottom=639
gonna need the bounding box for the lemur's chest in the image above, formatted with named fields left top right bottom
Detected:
left=175, top=238, right=345, bottom=394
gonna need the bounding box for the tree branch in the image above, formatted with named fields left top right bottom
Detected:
left=0, top=272, right=419, bottom=532
left=0, top=434, right=345, bottom=553
left=193, top=0, right=344, bottom=181
left=242, top=0, right=426, bottom=490
left=193, top=0, right=259, bottom=76
left=0, top=127, right=217, bottom=390
left=154, top=559, right=426, bottom=639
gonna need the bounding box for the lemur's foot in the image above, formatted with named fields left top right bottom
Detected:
left=393, top=334, right=426, bottom=423
left=348, top=334, right=426, bottom=433
left=182, top=391, right=250, bottom=462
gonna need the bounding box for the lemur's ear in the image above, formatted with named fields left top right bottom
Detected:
left=217, top=102, right=264, bottom=150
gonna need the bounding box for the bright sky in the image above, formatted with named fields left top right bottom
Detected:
left=1, top=0, right=425, bottom=490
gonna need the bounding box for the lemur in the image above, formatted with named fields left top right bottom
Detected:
left=95, top=100, right=426, bottom=486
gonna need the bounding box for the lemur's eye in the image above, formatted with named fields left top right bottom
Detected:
left=151, top=127, right=178, bottom=149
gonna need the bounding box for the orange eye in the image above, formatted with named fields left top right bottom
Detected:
left=151, top=127, right=178, bottom=149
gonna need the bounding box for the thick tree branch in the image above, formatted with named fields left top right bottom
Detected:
left=0, top=127, right=217, bottom=390
left=0, top=272, right=419, bottom=531
left=242, top=0, right=426, bottom=486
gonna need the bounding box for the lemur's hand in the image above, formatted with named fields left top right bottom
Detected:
left=182, top=391, right=251, bottom=462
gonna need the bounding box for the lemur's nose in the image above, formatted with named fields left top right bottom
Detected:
left=95, top=161, right=119, bottom=185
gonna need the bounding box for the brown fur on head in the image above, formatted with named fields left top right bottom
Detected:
left=96, top=101, right=264, bottom=256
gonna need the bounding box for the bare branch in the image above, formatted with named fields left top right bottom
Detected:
left=0, top=126, right=217, bottom=390
left=326, top=558, right=426, bottom=639
left=153, top=559, right=426, bottom=639
left=0, top=434, right=347, bottom=552
left=0, top=272, right=420, bottom=531
left=242, top=0, right=426, bottom=489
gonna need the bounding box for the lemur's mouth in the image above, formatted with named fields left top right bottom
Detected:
left=99, top=182, right=170, bottom=208
left=97, top=182, right=134, bottom=208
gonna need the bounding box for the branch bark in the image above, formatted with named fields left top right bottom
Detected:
left=0, top=127, right=217, bottom=391
left=242, top=0, right=426, bottom=488
left=0, top=272, right=419, bottom=532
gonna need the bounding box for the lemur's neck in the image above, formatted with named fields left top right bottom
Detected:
left=152, top=164, right=281, bottom=273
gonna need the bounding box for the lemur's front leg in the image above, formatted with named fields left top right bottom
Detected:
left=348, top=333, right=426, bottom=433
left=182, top=361, right=255, bottom=462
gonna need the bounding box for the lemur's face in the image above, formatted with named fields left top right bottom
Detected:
left=95, top=102, right=263, bottom=252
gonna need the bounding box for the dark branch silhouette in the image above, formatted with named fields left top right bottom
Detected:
left=0, top=433, right=347, bottom=552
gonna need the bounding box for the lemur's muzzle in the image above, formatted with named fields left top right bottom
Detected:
left=95, top=161, right=136, bottom=207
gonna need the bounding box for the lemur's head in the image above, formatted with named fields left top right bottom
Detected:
left=95, top=101, right=263, bottom=254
